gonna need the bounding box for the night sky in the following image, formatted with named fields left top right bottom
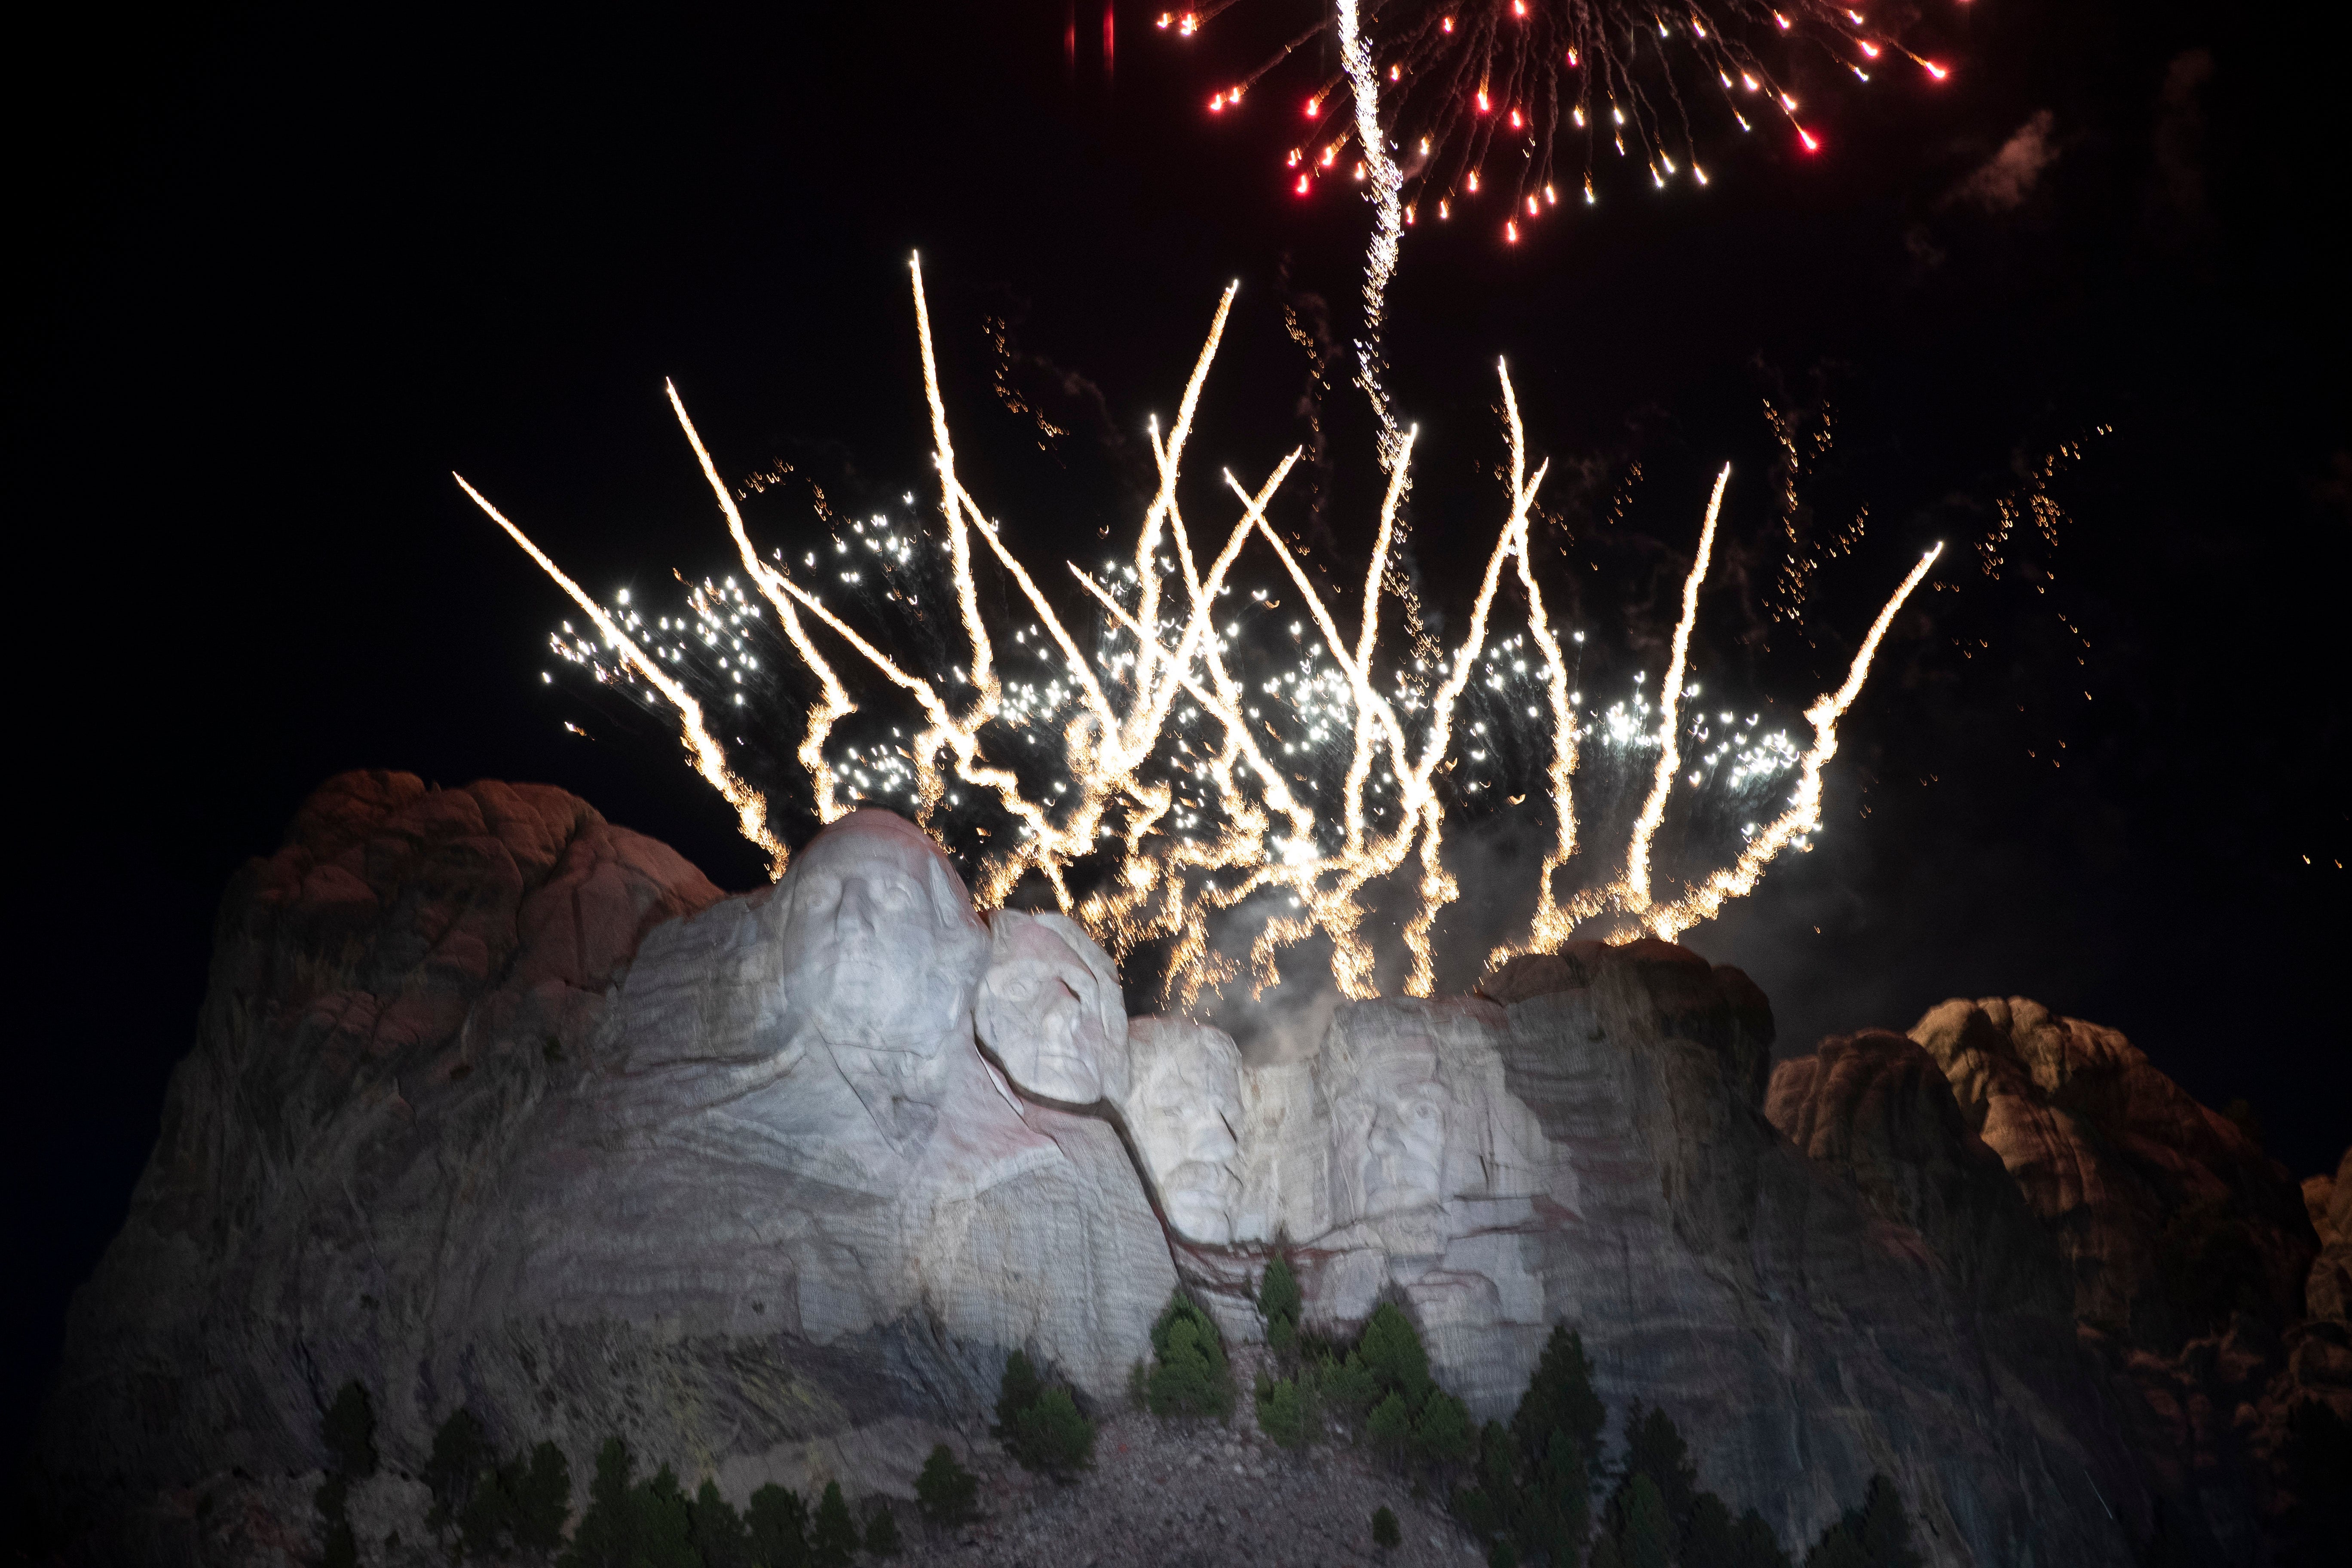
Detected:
left=12, top=0, right=2347, bottom=1465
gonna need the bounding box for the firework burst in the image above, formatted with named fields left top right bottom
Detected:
left=460, top=258, right=1939, bottom=1005
left=1176, top=0, right=1954, bottom=236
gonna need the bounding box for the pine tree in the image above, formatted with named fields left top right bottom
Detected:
left=1517, top=1427, right=1592, bottom=1567
left=1681, top=1492, right=1736, bottom=1568
left=811, top=1481, right=860, bottom=1568
left=1511, top=1326, right=1606, bottom=1473
left=1850, top=1475, right=1921, bottom=1568
left=995, top=1351, right=1044, bottom=1436
left=558, top=1437, right=638, bottom=1568
left=1730, top=1510, right=1794, bottom=1568
left=1367, top=1391, right=1415, bottom=1461
left=1620, top=1405, right=1698, bottom=1529
left=1357, top=1304, right=1433, bottom=1406
left=1412, top=1390, right=1475, bottom=1469
left=1324, top=1350, right=1385, bottom=1414
left=914, top=1444, right=979, bottom=1525
left=690, top=1477, right=754, bottom=1568
left=1802, top=1523, right=1868, bottom=1568
left=863, top=1504, right=902, bottom=1556
left=746, top=1483, right=812, bottom=1568
left=1372, top=1505, right=1402, bottom=1549
left=1145, top=1295, right=1234, bottom=1418
left=322, top=1382, right=377, bottom=1479
left=423, top=1409, right=493, bottom=1536
left=1011, top=1386, right=1096, bottom=1476
left=1255, top=1375, right=1311, bottom=1449
left=513, top=1442, right=573, bottom=1554
left=1617, top=1475, right=1672, bottom=1568
left=630, top=1466, right=701, bottom=1568
left=1259, top=1256, right=1304, bottom=1359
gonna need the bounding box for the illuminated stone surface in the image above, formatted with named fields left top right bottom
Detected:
left=45, top=775, right=2345, bottom=1567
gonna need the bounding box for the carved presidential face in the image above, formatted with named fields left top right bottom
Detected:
left=1126, top=1021, right=1244, bottom=1244
left=775, top=812, right=986, bottom=1054
left=975, top=910, right=1127, bottom=1103
left=1332, top=1041, right=1452, bottom=1220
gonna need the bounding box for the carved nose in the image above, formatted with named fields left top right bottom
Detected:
left=839, top=879, right=880, bottom=932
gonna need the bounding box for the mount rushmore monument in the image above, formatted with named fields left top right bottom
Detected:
left=39, top=773, right=2348, bottom=1564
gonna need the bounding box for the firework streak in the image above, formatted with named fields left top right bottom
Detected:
left=459, top=257, right=1939, bottom=1002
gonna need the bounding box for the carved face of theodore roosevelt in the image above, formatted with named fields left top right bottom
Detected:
left=775, top=810, right=989, bottom=1055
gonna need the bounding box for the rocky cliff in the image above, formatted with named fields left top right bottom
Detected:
left=38, top=774, right=2346, bottom=1566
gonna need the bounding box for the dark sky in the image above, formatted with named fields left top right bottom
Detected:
left=12, top=0, right=2347, bottom=1464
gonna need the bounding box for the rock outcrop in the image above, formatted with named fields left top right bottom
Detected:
left=1765, top=1028, right=2072, bottom=1332
left=1906, top=996, right=2315, bottom=1347
left=52, top=776, right=2341, bottom=1568
left=43, top=779, right=1170, bottom=1537
left=2303, top=1147, right=2351, bottom=1324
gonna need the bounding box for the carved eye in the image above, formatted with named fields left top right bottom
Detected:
left=1412, top=1101, right=1438, bottom=1121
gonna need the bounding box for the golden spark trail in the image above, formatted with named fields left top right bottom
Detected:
left=664, top=380, right=858, bottom=827
left=1623, top=463, right=1730, bottom=916
left=453, top=473, right=789, bottom=878
left=1497, top=364, right=1586, bottom=957
left=1652, top=542, right=1945, bottom=938
left=499, top=259, right=1942, bottom=1005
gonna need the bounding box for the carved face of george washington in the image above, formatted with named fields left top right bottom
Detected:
left=774, top=810, right=989, bottom=1058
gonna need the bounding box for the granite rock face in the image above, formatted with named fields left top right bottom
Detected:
left=1152, top=942, right=2147, bottom=1566
left=56, top=777, right=2327, bottom=1568
left=44, top=780, right=1172, bottom=1531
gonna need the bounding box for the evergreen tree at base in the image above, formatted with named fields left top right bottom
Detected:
left=322, top=1383, right=377, bottom=1480
left=513, top=1441, right=573, bottom=1554
left=746, top=1483, right=812, bottom=1568
left=1145, top=1295, right=1234, bottom=1418
left=1259, top=1256, right=1304, bottom=1359
left=1372, top=1505, right=1402, bottom=1548
left=690, top=1477, right=754, bottom=1568
left=1730, top=1510, right=1795, bottom=1568
left=915, top=1444, right=979, bottom=1525
left=995, top=1351, right=1044, bottom=1436
left=557, top=1438, right=638, bottom=1568
left=811, top=1482, right=859, bottom=1568
left=864, top=1505, right=902, bottom=1555
left=1511, top=1326, right=1606, bottom=1475
left=1850, top=1475, right=1922, bottom=1568
left=629, top=1466, right=700, bottom=1568
left=1616, top=1475, right=1672, bottom=1568
left=1803, top=1524, right=1868, bottom=1568
left=1681, top=1493, right=1737, bottom=1568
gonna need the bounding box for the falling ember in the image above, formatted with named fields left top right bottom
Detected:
left=1506, top=218, right=1520, bottom=240
left=480, top=260, right=1943, bottom=1002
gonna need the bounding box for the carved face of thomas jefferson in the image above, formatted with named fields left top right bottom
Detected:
left=775, top=810, right=989, bottom=1057
left=975, top=910, right=1127, bottom=1104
